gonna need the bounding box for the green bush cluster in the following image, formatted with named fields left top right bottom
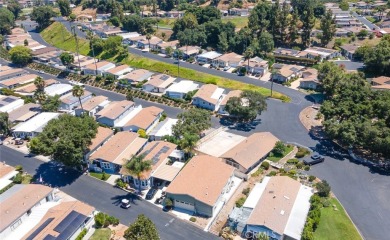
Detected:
left=309, top=175, right=316, bottom=182
left=267, top=170, right=277, bottom=176
left=189, top=217, right=197, bottom=222
left=302, top=194, right=322, bottom=240
left=242, top=187, right=251, bottom=197
left=260, top=161, right=270, bottom=170
left=115, top=179, right=126, bottom=188
left=296, top=147, right=310, bottom=158
left=235, top=197, right=246, bottom=207
left=287, top=158, right=299, bottom=164
left=75, top=228, right=87, bottom=240
left=94, top=212, right=119, bottom=228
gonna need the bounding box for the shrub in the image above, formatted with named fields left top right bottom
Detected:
left=268, top=171, right=277, bottom=176
left=107, top=215, right=119, bottom=226
left=116, top=179, right=126, bottom=188
left=94, top=212, right=118, bottom=228
left=101, top=172, right=107, bottom=180
left=304, top=165, right=310, bottom=171
left=295, top=151, right=305, bottom=158
left=15, top=165, right=23, bottom=172
left=164, top=198, right=173, bottom=207
left=189, top=217, right=196, bottom=222
left=287, top=158, right=299, bottom=164
left=242, top=187, right=251, bottom=196
left=308, top=175, right=316, bottom=182
left=296, top=161, right=304, bottom=169
left=13, top=173, right=23, bottom=184
left=261, top=161, right=270, bottom=170
left=235, top=197, right=246, bottom=207
left=75, top=228, right=87, bottom=240
left=316, top=180, right=331, bottom=197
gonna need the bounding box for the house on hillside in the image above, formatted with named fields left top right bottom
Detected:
left=142, top=74, right=176, bottom=93
left=122, top=106, right=164, bottom=133
left=192, top=84, right=225, bottom=111
left=299, top=68, right=320, bottom=90
left=95, top=100, right=135, bottom=127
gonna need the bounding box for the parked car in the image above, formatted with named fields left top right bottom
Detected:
left=223, top=66, right=230, bottom=71
left=120, top=199, right=131, bottom=209
left=146, top=188, right=157, bottom=200
left=304, top=154, right=325, bottom=165
left=14, top=138, right=24, bottom=145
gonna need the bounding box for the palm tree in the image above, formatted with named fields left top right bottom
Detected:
left=146, top=34, right=152, bottom=51
left=34, top=76, right=45, bottom=92
left=72, top=85, right=85, bottom=114
left=125, top=154, right=152, bottom=193
left=179, top=133, right=199, bottom=160
left=243, top=48, right=254, bottom=75
left=34, top=91, right=47, bottom=105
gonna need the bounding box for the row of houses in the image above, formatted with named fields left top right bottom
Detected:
left=4, top=28, right=46, bottom=51
left=0, top=164, right=96, bottom=240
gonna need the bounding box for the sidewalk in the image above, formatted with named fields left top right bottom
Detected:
left=3, top=140, right=51, bottom=163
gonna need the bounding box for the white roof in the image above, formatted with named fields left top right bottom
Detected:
left=284, top=185, right=313, bottom=239
left=165, top=80, right=199, bottom=94
left=12, top=112, right=60, bottom=133
left=118, top=32, right=141, bottom=39
left=198, top=51, right=222, bottom=60
left=114, top=105, right=142, bottom=127
left=150, top=118, right=178, bottom=137
left=243, top=177, right=270, bottom=209
left=211, top=87, right=225, bottom=100
left=44, top=84, right=73, bottom=97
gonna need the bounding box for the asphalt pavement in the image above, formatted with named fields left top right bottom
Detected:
left=0, top=146, right=218, bottom=240
left=333, top=60, right=365, bottom=71
left=352, top=12, right=380, bottom=30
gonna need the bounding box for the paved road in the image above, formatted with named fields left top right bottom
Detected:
left=333, top=60, right=365, bottom=71
left=0, top=146, right=218, bottom=240
left=16, top=20, right=390, bottom=240
left=352, top=12, right=380, bottom=30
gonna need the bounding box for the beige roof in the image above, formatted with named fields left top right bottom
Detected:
left=372, top=76, right=390, bottom=85
left=0, top=185, right=53, bottom=232
left=216, top=52, right=243, bottom=63
left=166, top=155, right=235, bottom=206
left=301, top=68, right=319, bottom=82
left=220, top=90, right=242, bottom=106
left=221, top=132, right=279, bottom=170
left=80, top=95, right=108, bottom=112
left=87, top=127, right=113, bottom=152
left=1, top=68, right=27, bottom=77
left=8, top=103, right=40, bottom=122
left=15, top=79, right=57, bottom=94
left=0, top=74, right=38, bottom=87
left=96, top=100, right=134, bottom=120
left=22, top=201, right=94, bottom=240
left=340, top=44, right=360, bottom=53
left=124, top=106, right=163, bottom=130
left=158, top=40, right=179, bottom=49
left=90, top=131, right=147, bottom=165
left=0, top=65, right=11, bottom=71
left=178, top=45, right=201, bottom=55
left=121, top=141, right=177, bottom=179
left=244, top=57, right=268, bottom=68
left=106, top=65, right=132, bottom=75
left=152, top=163, right=183, bottom=182
left=0, top=163, right=15, bottom=179
left=246, top=176, right=302, bottom=235
left=193, top=84, right=220, bottom=105
left=146, top=74, right=176, bottom=89
left=121, top=69, right=153, bottom=82
left=85, top=60, right=112, bottom=70
left=60, top=90, right=91, bottom=104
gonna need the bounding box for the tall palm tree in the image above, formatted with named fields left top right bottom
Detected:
left=72, top=85, right=84, bottom=114
left=179, top=133, right=199, bottom=160
left=146, top=34, right=151, bottom=51
left=34, top=76, right=45, bottom=92
left=243, top=48, right=254, bottom=75
left=125, top=154, right=152, bottom=193
left=34, top=91, right=47, bottom=105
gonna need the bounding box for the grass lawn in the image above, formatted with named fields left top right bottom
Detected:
left=90, top=172, right=111, bottom=181
left=222, top=17, right=249, bottom=29
left=314, top=198, right=362, bottom=240
left=157, top=18, right=176, bottom=29
left=40, top=22, right=289, bottom=101
left=90, top=228, right=111, bottom=240
left=41, top=22, right=90, bottom=55
left=267, top=145, right=294, bottom=162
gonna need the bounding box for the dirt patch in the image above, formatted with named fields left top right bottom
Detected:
left=155, top=29, right=173, bottom=41
left=299, top=106, right=322, bottom=131
left=72, top=6, right=97, bottom=18
left=109, top=224, right=128, bottom=240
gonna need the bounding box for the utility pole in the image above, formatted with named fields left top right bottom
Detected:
left=71, top=26, right=81, bottom=72
left=88, top=30, right=98, bottom=76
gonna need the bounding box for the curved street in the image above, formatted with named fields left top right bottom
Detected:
left=4, top=20, right=390, bottom=240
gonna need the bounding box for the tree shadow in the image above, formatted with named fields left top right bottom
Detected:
left=304, top=93, right=324, bottom=104
left=110, top=191, right=142, bottom=206
left=32, top=161, right=82, bottom=188
left=219, top=117, right=262, bottom=132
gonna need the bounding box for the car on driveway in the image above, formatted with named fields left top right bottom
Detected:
left=146, top=188, right=157, bottom=200
left=304, top=154, right=325, bottom=165
left=120, top=199, right=131, bottom=209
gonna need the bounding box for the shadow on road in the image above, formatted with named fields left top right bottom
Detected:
left=32, top=162, right=82, bottom=187
left=111, top=192, right=142, bottom=206
left=219, top=117, right=262, bottom=132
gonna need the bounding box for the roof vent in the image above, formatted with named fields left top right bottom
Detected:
left=273, top=195, right=276, bottom=198
left=280, top=210, right=285, bottom=215
left=284, top=196, right=290, bottom=200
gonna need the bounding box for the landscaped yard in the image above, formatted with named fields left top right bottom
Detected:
left=267, top=145, right=294, bottom=162
left=90, top=228, right=111, bottom=240
left=89, top=172, right=111, bottom=181
left=157, top=18, right=176, bottom=29
left=221, top=16, right=248, bottom=29
left=41, top=22, right=90, bottom=55
left=314, top=198, right=362, bottom=240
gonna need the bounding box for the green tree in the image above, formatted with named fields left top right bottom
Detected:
left=124, top=214, right=159, bottom=240
left=109, top=16, right=121, bottom=27
left=320, top=9, right=336, bottom=47
left=316, top=180, right=331, bottom=197
left=104, top=35, right=123, bottom=56
left=41, top=95, right=61, bottom=112
left=288, top=8, right=299, bottom=46
left=179, top=133, right=200, bottom=159
left=69, top=13, right=76, bottom=21
left=279, top=2, right=290, bottom=44
left=339, top=0, right=349, bottom=11
left=172, top=108, right=211, bottom=137
left=273, top=141, right=286, bottom=155
left=34, top=76, right=45, bottom=92
left=0, top=8, right=14, bottom=35
left=31, top=6, right=57, bottom=29
left=0, top=112, right=10, bottom=136
left=243, top=48, right=254, bottom=73
left=9, top=46, right=32, bottom=66
left=28, top=114, right=98, bottom=167
left=34, top=91, right=47, bottom=105
left=258, top=32, right=274, bottom=53
left=301, top=3, right=315, bottom=48
left=225, top=90, right=267, bottom=122
left=125, top=154, right=152, bottom=193
left=217, top=32, right=229, bottom=53
left=7, top=0, right=22, bottom=19
left=58, top=0, right=71, bottom=17
left=146, top=33, right=151, bottom=51
left=24, top=39, right=28, bottom=46
left=248, top=1, right=272, bottom=35
left=357, top=29, right=369, bottom=39
left=59, top=52, right=74, bottom=69
left=72, top=85, right=84, bottom=113
left=165, top=46, right=173, bottom=57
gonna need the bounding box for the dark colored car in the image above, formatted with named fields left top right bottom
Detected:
left=304, top=154, right=325, bottom=165
left=146, top=188, right=157, bottom=200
